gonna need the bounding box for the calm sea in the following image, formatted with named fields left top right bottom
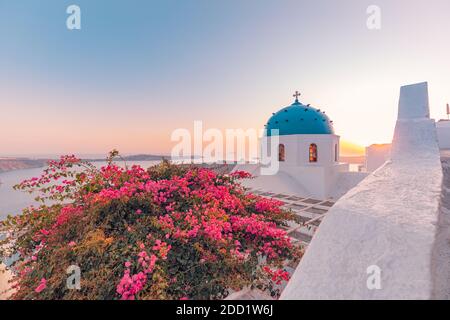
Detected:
left=0, top=161, right=160, bottom=220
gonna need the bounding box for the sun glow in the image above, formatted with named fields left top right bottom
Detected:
left=340, top=140, right=365, bottom=157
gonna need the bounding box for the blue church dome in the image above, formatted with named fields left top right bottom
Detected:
left=265, top=94, right=334, bottom=136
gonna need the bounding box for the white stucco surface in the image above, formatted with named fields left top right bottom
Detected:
left=233, top=162, right=366, bottom=200
left=328, top=171, right=368, bottom=199
left=236, top=129, right=361, bottom=199
left=263, top=134, right=340, bottom=167
left=432, top=151, right=450, bottom=299
left=397, top=82, right=429, bottom=119
left=258, top=134, right=342, bottom=198
left=436, top=120, right=450, bottom=149
left=233, top=163, right=312, bottom=196
left=365, top=144, right=391, bottom=172
left=281, top=82, right=444, bottom=299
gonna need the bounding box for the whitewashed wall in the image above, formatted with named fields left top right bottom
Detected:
left=261, top=134, right=342, bottom=198
left=436, top=120, right=450, bottom=149
left=282, top=82, right=444, bottom=299
left=365, top=144, right=391, bottom=172
left=271, top=134, right=339, bottom=167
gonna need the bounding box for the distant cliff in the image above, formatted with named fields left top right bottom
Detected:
left=84, top=154, right=166, bottom=162
left=122, top=154, right=166, bottom=161
left=0, top=154, right=167, bottom=173
left=0, top=158, right=48, bottom=172
left=0, top=158, right=48, bottom=173
left=0, top=154, right=186, bottom=173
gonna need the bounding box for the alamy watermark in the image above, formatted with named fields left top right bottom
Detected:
left=66, top=5, right=81, bottom=30
left=171, top=121, right=280, bottom=175
left=66, top=265, right=81, bottom=290
left=366, top=5, right=381, bottom=30
left=366, top=265, right=382, bottom=290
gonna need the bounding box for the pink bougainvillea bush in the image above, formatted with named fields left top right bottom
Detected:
left=0, top=151, right=301, bottom=300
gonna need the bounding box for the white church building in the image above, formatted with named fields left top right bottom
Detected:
left=231, top=82, right=450, bottom=300
left=279, top=81, right=450, bottom=300
left=235, top=92, right=367, bottom=200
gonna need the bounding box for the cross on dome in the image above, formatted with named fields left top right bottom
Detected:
left=265, top=92, right=334, bottom=136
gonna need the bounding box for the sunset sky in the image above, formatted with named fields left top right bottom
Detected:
left=1, top=0, right=450, bottom=157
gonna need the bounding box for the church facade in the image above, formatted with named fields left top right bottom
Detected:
left=262, top=93, right=349, bottom=198
left=234, top=92, right=367, bottom=200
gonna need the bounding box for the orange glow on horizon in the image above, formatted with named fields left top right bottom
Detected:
left=340, top=140, right=365, bottom=157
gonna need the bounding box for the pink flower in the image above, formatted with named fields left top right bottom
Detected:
left=17, top=156, right=299, bottom=300
left=231, top=171, right=252, bottom=179
left=35, top=278, right=47, bottom=293
left=116, top=271, right=147, bottom=300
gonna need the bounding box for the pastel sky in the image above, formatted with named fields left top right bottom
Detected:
left=1, top=0, right=450, bottom=156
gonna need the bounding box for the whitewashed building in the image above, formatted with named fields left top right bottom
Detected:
left=436, top=120, right=450, bottom=149
left=282, top=81, right=449, bottom=300
left=234, top=92, right=367, bottom=200
left=365, top=144, right=391, bottom=172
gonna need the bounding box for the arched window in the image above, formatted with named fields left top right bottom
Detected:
left=309, top=143, right=318, bottom=162
left=335, top=144, right=338, bottom=162
left=278, top=144, right=285, bottom=162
